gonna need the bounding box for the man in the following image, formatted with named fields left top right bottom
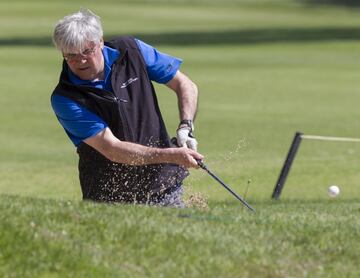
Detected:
left=51, top=9, right=203, bottom=207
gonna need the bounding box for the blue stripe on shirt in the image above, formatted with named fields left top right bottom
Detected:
left=135, top=39, right=182, bottom=83
left=51, top=94, right=108, bottom=146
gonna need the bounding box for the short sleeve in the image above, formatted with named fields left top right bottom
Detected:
left=135, top=38, right=183, bottom=84
left=51, top=94, right=108, bottom=146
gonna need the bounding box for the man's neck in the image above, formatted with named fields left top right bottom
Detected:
left=93, top=56, right=105, bottom=81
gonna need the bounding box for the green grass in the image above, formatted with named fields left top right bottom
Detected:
left=1, top=195, right=359, bottom=277
left=1, top=0, right=360, bottom=276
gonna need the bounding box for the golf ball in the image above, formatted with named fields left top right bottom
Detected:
left=328, top=185, right=340, bottom=197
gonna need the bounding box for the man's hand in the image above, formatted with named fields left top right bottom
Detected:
left=176, top=125, right=198, bottom=151
left=170, top=147, right=203, bottom=168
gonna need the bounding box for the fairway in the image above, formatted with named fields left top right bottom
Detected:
left=1, top=0, right=360, bottom=277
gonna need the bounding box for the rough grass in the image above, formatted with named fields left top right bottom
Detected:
left=1, top=195, right=359, bottom=277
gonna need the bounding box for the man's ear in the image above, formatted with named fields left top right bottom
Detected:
left=100, top=37, right=104, bottom=49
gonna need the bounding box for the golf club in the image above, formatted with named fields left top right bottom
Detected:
left=196, top=160, right=255, bottom=212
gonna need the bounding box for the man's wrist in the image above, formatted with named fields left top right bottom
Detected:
left=178, top=119, right=194, bottom=132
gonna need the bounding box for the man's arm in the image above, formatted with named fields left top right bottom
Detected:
left=166, top=70, right=198, bottom=121
left=84, top=127, right=203, bottom=168
left=166, top=70, right=199, bottom=150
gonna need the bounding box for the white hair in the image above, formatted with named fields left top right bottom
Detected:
left=53, top=9, right=103, bottom=53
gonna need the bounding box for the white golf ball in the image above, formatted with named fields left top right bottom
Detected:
left=328, top=185, right=340, bottom=197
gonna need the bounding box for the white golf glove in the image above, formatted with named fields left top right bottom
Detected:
left=176, top=120, right=198, bottom=151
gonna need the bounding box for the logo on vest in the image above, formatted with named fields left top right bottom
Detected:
left=121, top=77, right=139, bottom=88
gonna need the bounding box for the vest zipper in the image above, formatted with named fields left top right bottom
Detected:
left=110, top=49, right=134, bottom=142
left=114, top=96, right=134, bottom=141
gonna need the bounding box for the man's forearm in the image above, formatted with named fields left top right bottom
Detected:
left=177, top=79, right=198, bottom=121
left=167, top=71, right=198, bottom=121
left=105, top=140, right=175, bottom=165
left=84, top=127, right=202, bottom=168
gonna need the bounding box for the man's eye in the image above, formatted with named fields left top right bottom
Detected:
left=82, top=49, right=91, bottom=55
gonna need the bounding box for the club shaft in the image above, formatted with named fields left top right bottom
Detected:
left=198, top=162, right=255, bottom=212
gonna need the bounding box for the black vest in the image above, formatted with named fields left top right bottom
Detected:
left=52, top=36, right=188, bottom=203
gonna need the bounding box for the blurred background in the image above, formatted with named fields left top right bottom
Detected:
left=1, top=0, right=360, bottom=203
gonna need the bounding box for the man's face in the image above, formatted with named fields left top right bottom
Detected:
left=63, top=40, right=104, bottom=81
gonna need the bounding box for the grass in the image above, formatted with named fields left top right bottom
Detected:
left=1, top=195, right=359, bottom=277
left=1, top=0, right=360, bottom=276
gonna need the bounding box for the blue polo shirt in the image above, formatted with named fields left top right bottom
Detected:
left=51, top=39, right=182, bottom=146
